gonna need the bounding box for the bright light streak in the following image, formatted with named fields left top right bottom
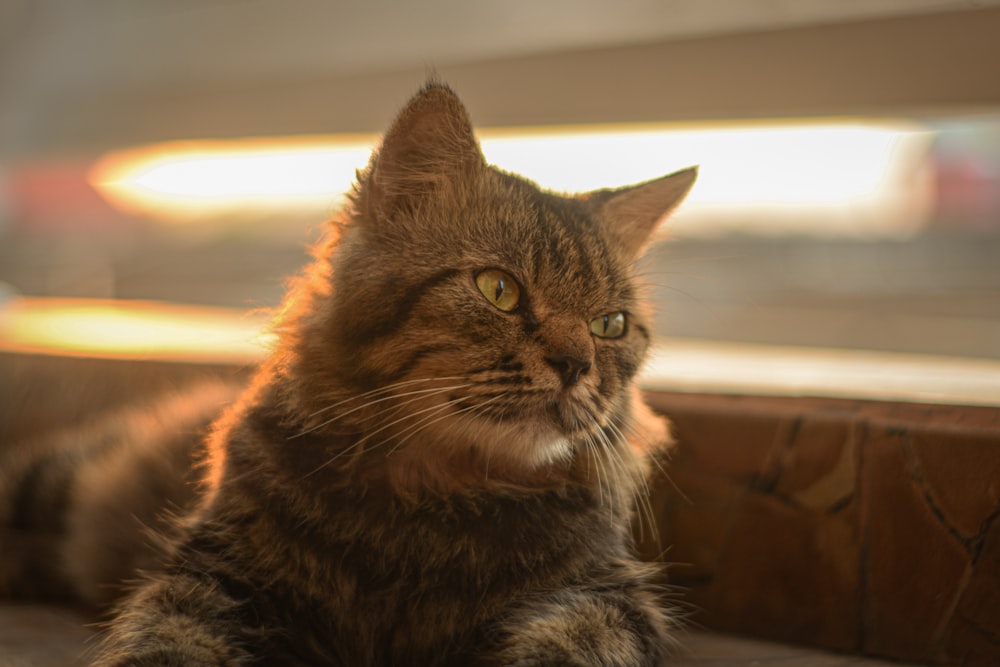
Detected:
left=91, top=136, right=375, bottom=221
left=89, top=121, right=933, bottom=237
left=3, top=297, right=994, bottom=406
left=643, top=339, right=1000, bottom=407
left=0, top=297, right=273, bottom=363
left=484, top=124, right=908, bottom=200
left=481, top=122, right=933, bottom=237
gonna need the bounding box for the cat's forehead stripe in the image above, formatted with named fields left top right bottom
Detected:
left=523, top=190, right=626, bottom=309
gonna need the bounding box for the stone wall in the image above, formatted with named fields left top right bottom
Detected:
left=645, top=392, right=1000, bottom=666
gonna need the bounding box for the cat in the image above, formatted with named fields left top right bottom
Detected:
left=1, top=82, right=696, bottom=666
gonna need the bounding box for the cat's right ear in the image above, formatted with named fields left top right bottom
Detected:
left=588, top=167, right=697, bottom=259
left=360, top=83, right=485, bottom=223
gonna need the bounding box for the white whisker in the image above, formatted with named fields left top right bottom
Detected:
left=583, top=433, right=603, bottom=508
left=589, top=435, right=608, bottom=516
left=384, top=393, right=509, bottom=457
left=302, top=376, right=464, bottom=419
left=290, top=381, right=471, bottom=439
left=607, top=416, right=660, bottom=546
left=621, top=414, right=692, bottom=508
left=345, top=394, right=468, bottom=452
left=587, top=415, right=618, bottom=526
left=300, top=402, right=452, bottom=479
left=300, top=386, right=473, bottom=478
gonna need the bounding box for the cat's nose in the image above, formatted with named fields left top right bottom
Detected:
left=546, top=354, right=592, bottom=386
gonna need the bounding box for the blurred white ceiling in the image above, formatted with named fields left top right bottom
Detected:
left=2, top=0, right=999, bottom=156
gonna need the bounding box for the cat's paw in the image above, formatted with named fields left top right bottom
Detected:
left=487, top=590, right=668, bottom=667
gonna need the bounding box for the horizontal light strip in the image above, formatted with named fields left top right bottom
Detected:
left=88, top=120, right=933, bottom=237
left=0, top=297, right=272, bottom=364
left=642, top=339, right=1000, bottom=407
left=88, top=135, right=375, bottom=221
left=2, top=297, right=996, bottom=406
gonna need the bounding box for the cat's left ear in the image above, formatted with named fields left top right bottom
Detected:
left=362, top=83, right=485, bottom=224
left=588, top=167, right=697, bottom=258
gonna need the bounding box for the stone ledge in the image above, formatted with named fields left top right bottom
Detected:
left=0, top=603, right=922, bottom=667
left=645, top=392, right=1000, bottom=666
left=2, top=354, right=996, bottom=664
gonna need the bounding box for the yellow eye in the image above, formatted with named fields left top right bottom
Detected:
left=476, top=269, right=521, bottom=312
left=590, top=312, right=626, bottom=338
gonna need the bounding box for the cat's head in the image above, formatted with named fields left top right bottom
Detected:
left=282, top=83, right=695, bottom=489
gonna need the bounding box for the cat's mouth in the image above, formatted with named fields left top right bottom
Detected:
left=491, top=395, right=607, bottom=467
left=441, top=378, right=609, bottom=463
left=545, top=389, right=606, bottom=438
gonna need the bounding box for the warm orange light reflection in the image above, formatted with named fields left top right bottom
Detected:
left=483, top=122, right=933, bottom=237
left=90, top=136, right=376, bottom=222
left=643, top=339, right=1000, bottom=407
left=3, top=299, right=995, bottom=406
left=0, top=297, right=272, bottom=363
left=89, top=122, right=933, bottom=237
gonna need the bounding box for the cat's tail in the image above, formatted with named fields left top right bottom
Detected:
left=0, top=379, right=241, bottom=608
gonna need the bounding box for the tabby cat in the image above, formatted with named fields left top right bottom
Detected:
left=1, top=83, right=696, bottom=666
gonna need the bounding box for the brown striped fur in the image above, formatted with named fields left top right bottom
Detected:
left=1, top=83, right=696, bottom=666
left=0, top=380, right=241, bottom=606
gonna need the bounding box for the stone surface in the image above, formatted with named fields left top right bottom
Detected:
left=673, top=629, right=924, bottom=666
left=910, top=429, right=1000, bottom=540
left=706, top=491, right=863, bottom=652
left=647, top=392, right=1000, bottom=666
left=2, top=359, right=998, bottom=666
left=0, top=604, right=923, bottom=667
left=949, top=518, right=1000, bottom=661
left=0, top=604, right=95, bottom=666
left=667, top=406, right=786, bottom=482
left=861, top=425, right=972, bottom=663
left=774, top=416, right=857, bottom=512
left=650, top=402, right=866, bottom=654
left=644, top=467, right=747, bottom=584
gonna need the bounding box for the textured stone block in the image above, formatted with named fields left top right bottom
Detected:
left=910, top=430, right=1000, bottom=540
left=667, top=406, right=786, bottom=482
left=949, top=518, right=1000, bottom=662
left=708, top=491, right=863, bottom=652
left=647, top=392, right=1000, bottom=666
left=773, top=416, right=857, bottom=512
left=861, top=425, right=972, bottom=662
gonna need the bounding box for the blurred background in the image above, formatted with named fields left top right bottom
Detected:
left=1, top=0, right=999, bottom=367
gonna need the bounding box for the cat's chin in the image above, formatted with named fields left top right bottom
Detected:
left=426, top=409, right=577, bottom=471
left=476, top=393, right=609, bottom=470
left=492, top=420, right=574, bottom=469
left=379, top=415, right=575, bottom=495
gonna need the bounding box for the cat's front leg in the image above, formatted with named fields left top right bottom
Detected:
left=484, top=587, right=673, bottom=667
left=91, top=573, right=256, bottom=667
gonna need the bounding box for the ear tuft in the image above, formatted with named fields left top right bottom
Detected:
left=590, top=167, right=698, bottom=258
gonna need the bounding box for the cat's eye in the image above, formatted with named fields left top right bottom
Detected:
left=476, top=269, right=521, bottom=312
left=590, top=312, right=626, bottom=338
